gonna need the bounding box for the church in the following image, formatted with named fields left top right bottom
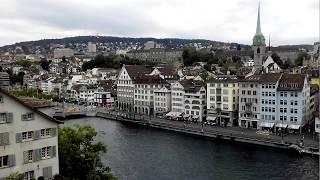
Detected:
left=251, top=4, right=282, bottom=74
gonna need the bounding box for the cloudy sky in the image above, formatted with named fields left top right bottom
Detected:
left=0, top=0, right=318, bottom=46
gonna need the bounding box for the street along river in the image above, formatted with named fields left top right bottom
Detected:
left=63, top=117, right=318, bottom=180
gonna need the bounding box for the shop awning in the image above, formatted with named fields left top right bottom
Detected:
left=207, top=116, right=217, bottom=121
left=259, top=122, right=275, bottom=128
left=192, top=115, right=199, bottom=119
left=166, top=112, right=183, bottom=117
left=288, top=124, right=301, bottom=130
left=275, top=123, right=288, bottom=128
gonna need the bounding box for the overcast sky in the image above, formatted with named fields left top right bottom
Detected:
left=0, top=0, right=318, bottom=46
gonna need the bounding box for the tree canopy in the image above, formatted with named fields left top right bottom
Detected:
left=58, top=125, right=116, bottom=180
left=82, top=54, right=143, bottom=71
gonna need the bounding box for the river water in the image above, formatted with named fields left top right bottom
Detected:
left=62, top=117, right=318, bottom=180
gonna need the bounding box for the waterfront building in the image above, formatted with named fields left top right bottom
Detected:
left=275, top=74, right=310, bottom=132
left=238, top=75, right=260, bottom=128
left=116, top=65, right=152, bottom=112
left=207, top=76, right=240, bottom=126
left=258, top=74, right=281, bottom=129
left=180, top=80, right=206, bottom=122
left=309, top=84, right=319, bottom=122
left=94, top=87, right=114, bottom=109
left=133, top=75, right=168, bottom=115
left=0, top=89, right=62, bottom=179
left=154, top=86, right=172, bottom=116
left=170, top=81, right=185, bottom=116
left=79, top=85, right=97, bottom=105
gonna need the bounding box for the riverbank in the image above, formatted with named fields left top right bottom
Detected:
left=91, top=111, right=318, bottom=156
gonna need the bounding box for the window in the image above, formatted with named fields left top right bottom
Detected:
left=0, top=113, right=6, bottom=123
left=290, top=117, right=293, bottom=122
left=27, top=113, right=34, bottom=120
left=0, top=155, right=8, bottom=168
left=24, top=171, right=35, bottom=180
left=0, top=96, right=3, bottom=103
left=28, top=150, right=33, bottom=162
left=22, top=131, right=33, bottom=141
left=41, top=147, right=51, bottom=159
left=294, top=117, right=298, bottom=122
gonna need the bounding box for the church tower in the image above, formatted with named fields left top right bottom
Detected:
left=252, top=3, right=266, bottom=70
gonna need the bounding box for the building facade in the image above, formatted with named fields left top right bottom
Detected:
left=207, top=76, right=240, bottom=126
left=0, top=89, right=62, bottom=179
left=154, top=86, right=172, bottom=116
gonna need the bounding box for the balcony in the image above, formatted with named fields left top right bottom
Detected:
left=245, top=102, right=252, bottom=106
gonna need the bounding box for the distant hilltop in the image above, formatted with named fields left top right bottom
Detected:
left=0, top=35, right=246, bottom=53
left=0, top=35, right=312, bottom=55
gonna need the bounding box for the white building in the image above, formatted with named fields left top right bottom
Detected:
left=133, top=75, right=168, bottom=115
left=180, top=80, right=206, bottom=122
left=79, top=85, right=97, bottom=105
left=154, top=86, right=171, bottom=116
left=117, top=65, right=152, bottom=111
left=0, top=89, right=62, bottom=179
left=94, top=87, right=114, bottom=109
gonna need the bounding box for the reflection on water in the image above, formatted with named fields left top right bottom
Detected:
left=63, top=117, right=318, bottom=180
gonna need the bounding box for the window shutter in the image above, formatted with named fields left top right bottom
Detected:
left=34, top=149, right=41, bottom=162
left=16, top=133, right=22, bottom=143
left=3, top=132, right=9, bottom=145
left=48, top=166, right=53, bottom=178
left=43, top=167, right=48, bottom=178
left=51, top=146, right=56, bottom=158
left=6, top=113, right=13, bottom=123
left=21, top=114, right=27, bottom=121
left=51, top=128, right=57, bottom=137
left=8, top=154, right=16, bottom=167
left=34, top=130, right=40, bottom=140
left=23, top=151, right=28, bottom=164
left=0, top=133, right=3, bottom=146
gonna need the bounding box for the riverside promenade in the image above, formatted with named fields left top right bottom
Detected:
left=93, top=110, right=319, bottom=156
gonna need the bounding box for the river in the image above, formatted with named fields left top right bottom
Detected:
left=62, top=117, right=318, bottom=180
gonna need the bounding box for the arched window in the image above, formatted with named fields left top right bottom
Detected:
left=185, top=105, right=190, bottom=109
left=192, top=106, right=200, bottom=110
left=257, top=48, right=260, bottom=54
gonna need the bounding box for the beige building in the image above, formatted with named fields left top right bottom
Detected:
left=207, top=76, right=240, bottom=126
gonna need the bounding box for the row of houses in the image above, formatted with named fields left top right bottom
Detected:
left=117, top=65, right=317, bottom=132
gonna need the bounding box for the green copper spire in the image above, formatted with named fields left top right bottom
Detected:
left=253, top=2, right=266, bottom=46
left=256, top=3, right=262, bottom=35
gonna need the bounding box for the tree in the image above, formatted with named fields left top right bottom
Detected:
left=40, top=59, right=51, bottom=71
left=58, top=125, right=116, bottom=180
left=294, top=51, right=310, bottom=67
left=62, top=56, right=67, bottom=62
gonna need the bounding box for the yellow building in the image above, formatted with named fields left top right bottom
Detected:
left=206, top=76, right=239, bottom=127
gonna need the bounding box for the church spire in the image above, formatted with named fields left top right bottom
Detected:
left=256, top=2, right=262, bottom=35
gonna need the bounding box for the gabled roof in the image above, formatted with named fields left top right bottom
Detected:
left=0, top=88, right=63, bottom=124
left=179, top=80, right=205, bottom=92
left=277, top=74, right=306, bottom=91
left=259, top=73, right=282, bottom=83
left=124, top=65, right=153, bottom=78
